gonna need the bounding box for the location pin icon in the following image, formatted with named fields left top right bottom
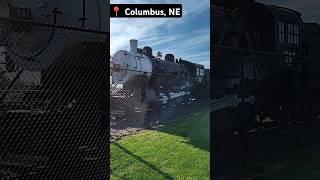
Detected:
left=114, top=6, right=119, bottom=17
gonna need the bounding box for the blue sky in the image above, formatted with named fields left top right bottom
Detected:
left=110, top=0, right=210, bottom=68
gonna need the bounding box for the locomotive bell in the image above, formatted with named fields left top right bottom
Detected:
left=156, top=51, right=162, bottom=59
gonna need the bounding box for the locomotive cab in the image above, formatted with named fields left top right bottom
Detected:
left=264, top=4, right=303, bottom=70
left=238, top=2, right=304, bottom=70
left=252, top=4, right=305, bottom=121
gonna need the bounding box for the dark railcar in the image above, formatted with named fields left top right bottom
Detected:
left=212, top=0, right=320, bottom=177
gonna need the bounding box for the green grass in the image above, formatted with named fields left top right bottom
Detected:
left=243, top=149, right=320, bottom=180
left=111, top=110, right=210, bottom=180
left=264, top=150, right=320, bottom=180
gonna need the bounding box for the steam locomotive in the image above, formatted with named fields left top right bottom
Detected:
left=0, top=0, right=109, bottom=179
left=111, top=39, right=210, bottom=108
left=212, top=0, right=320, bottom=177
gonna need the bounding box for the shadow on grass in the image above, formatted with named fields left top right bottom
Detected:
left=113, top=142, right=174, bottom=180
left=158, top=110, right=210, bottom=152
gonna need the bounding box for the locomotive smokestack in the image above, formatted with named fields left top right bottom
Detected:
left=130, top=39, right=138, bottom=54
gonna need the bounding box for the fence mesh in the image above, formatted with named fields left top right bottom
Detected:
left=0, top=18, right=109, bottom=179
left=110, top=64, right=210, bottom=141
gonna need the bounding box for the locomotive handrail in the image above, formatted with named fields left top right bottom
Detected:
left=110, top=66, right=206, bottom=81
left=213, top=44, right=320, bottom=61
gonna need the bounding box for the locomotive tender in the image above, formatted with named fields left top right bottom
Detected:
left=212, top=0, right=320, bottom=176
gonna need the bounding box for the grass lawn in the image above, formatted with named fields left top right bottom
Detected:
left=243, top=149, right=320, bottom=180
left=110, top=110, right=210, bottom=180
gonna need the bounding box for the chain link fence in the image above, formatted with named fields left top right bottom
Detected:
left=0, top=18, right=109, bottom=179
left=110, top=64, right=210, bottom=140
left=211, top=45, right=320, bottom=178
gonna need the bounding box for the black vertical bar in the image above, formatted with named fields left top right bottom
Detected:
left=82, top=0, right=86, bottom=27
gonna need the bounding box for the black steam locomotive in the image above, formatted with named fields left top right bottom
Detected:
left=111, top=39, right=210, bottom=108
left=110, top=40, right=210, bottom=129
left=212, top=0, right=320, bottom=177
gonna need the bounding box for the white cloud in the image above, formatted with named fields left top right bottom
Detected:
left=183, top=52, right=210, bottom=60
left=110, top=0, right=210, bottom=66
